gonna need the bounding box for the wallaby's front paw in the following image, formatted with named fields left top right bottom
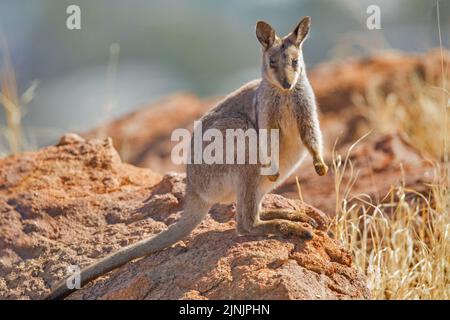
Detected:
left=279, top=222, right=313, bottom=240
left=267, top=172, right=279, bottom=182
left=298, top=213, right=318, bottom=228
left=314, top=161, right=328, bottom=176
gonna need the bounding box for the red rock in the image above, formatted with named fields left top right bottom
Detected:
left=0, top=135, right=369, bottom=300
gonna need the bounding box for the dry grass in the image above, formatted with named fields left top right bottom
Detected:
left=330, top=61, right=450, bottom=299
left=0, top=34, right=22, bottom=155
left=357, top=72, right=450, bottom=160
left=332, top=145, right=449, bottom=299
left=0, top=34, right=38, bottom=156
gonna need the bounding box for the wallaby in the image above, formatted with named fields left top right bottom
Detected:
left=46, top=16, right=328, bottom=300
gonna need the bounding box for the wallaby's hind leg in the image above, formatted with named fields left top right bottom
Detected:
left=236, top=178, right=313, bottom=239
left=260, top=209, right=318, bottom=228
left=181, top=188, right=212, bottom=235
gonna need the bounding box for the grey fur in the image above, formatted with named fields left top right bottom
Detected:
left=46, top=16, right=327, bottom=300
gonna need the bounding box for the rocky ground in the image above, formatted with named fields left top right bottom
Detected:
left=0, top=50, right=446, bottom=300
left=0, top=134, right=368, bottom=299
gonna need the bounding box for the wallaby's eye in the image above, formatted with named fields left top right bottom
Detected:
left=292, top=59, right=299, bottom=68
left=269, top=57, right=277, bottom=68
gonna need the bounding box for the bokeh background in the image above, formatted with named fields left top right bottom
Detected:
left=0, top=0, right=449, bottom=148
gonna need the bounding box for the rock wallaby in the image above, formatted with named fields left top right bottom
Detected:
left=47, top=16, right=328, bottom=300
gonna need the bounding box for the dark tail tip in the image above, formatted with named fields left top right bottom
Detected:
left=44, top=282, right=76, bottom=300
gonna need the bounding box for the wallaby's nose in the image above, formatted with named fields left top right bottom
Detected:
left=282, top=80, right=291, bottom=89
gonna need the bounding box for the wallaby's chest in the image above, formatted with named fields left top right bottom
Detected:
left=275, top=101, right=305, bottom=184
left=270, top=96, right=299, bottom=138
left=257, top=88, right=305, bottom=157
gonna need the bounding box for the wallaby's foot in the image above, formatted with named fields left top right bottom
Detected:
left=236, top=223, right=249, bottom=235
left=260, top=209, right=318, bottom=228
left=313, top=159, right=328, bottom=176
left=267, top=172, right=279, bottom=182
left=327, top=229, right=335, bottom=239
left=241, top=219, right=313, bottom=240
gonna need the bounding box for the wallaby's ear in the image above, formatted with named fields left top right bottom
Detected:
left=288, top=16, right=311, bottom=46
left=256, top=21, right=276, bottom=49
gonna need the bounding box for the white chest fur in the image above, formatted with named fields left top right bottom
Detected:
left=278, top=102, right=305, bottom=177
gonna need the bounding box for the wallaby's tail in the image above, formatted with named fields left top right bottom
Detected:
left=45, top=191, right=210, bottom=300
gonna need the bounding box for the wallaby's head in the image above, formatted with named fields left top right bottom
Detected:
left=256, top=16, right=311, bottom=91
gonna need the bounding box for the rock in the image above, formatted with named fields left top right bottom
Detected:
left=0, top=135, right=162, bottom=299
left=68, top=179, right=369, bottom=300
left=0, top=136, right=369, bottom=300
left=57, top=133, right=86, bottom=146
left=84, top=93, right=214, bottom=174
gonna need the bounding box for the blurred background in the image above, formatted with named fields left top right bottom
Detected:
left=0, top=0, right=449, bottom=149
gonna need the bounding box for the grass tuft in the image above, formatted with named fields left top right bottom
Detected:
left=328, top=60, right=450, bottom=299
